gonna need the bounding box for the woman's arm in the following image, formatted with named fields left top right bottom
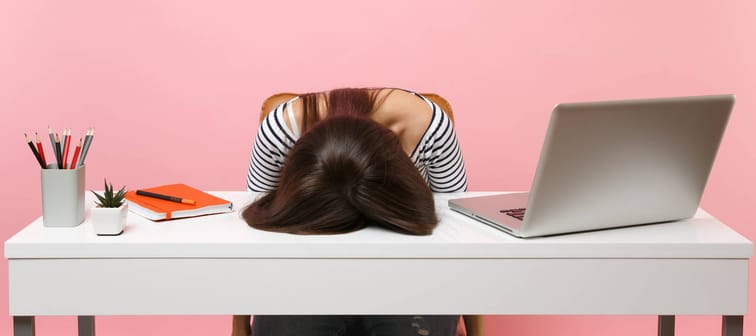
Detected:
left=246, top=103, right=298, bottom=192
left=425, top=103, right=468, bottom=193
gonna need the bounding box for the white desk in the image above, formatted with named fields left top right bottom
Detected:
left=5, top=192, right=753, bottom=336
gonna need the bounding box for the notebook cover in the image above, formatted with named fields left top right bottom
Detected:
left=124, top=183, right=232, bottom=220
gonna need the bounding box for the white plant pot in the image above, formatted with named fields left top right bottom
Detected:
left=91, top=203, right=127, bottom=236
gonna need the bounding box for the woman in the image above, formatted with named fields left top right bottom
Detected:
left=246, top=88, right=466, bottom=193
left=242, top=87, right=468, bottom=335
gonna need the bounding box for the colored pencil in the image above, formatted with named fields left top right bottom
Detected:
left=78, top=127, right=94, bottom=167
left=48, top=127, right=60, bottom=169
left=35, top=132, right=47, bottom=167
left=25, top=133, right=45, bottom=168
left=62, top=129, right=71, bottom=169
left=54, top=133, right=62, bottom=169
left=77, top=128, right=89, bottom=167
left=70, top=138, right=82, bottom=170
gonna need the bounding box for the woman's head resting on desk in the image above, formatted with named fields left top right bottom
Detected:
left=242, top=89, right=438, bottom=235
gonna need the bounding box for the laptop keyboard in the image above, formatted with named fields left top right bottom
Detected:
left=500, top=208, right=526, bottom=221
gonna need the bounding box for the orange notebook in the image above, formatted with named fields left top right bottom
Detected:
left=124, top=183, right=233, bottom=221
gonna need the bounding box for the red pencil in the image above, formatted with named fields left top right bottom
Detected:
left=61, top=129, right=71, bottom=169
left=25, top=133, right=45, bottom=168
left=70, top=138, right=82, bottom=170
left=35, top=132, right=47, bottom=167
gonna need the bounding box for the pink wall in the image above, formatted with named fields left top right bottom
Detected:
left=1, top=0, right=754, bottom=334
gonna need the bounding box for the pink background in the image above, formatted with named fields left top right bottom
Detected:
left=1, top=0, right=754, bottom=335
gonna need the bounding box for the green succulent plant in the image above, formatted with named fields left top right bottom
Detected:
left=91, top=179, right=127, bottom=208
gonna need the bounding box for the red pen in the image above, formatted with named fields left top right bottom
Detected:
left=61, top=129, right=71, bottom=169
left=70, top=138, right=82, bottom=170
left=35, top=132, right=47, bottom=167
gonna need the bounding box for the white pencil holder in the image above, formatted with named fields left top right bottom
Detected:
left=41, top=164, right=85, bottom=227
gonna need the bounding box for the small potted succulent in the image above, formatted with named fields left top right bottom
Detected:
left=90, top=179, right=128, bottom=236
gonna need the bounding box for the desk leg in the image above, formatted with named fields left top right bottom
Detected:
left=78, top=316, right=95, bottom=336
left=657, top=315, right=675, bottom=336
left=13, top=316, right=35, bottom=336
left=722, top=316, right=743, bottom=336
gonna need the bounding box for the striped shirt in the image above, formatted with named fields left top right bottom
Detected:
left=246, top=91, right=468, bottom=193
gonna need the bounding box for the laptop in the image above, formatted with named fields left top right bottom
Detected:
left=449, top=94, right=734, bottom=238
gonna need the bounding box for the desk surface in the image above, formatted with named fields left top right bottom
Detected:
left=6, top=192, right=754, bottom=317
left=5, top=192, right=752, bottom=259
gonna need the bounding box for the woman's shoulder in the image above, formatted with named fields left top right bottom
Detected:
left=259, top=97, right=299, bottom=144
left=374, top=89, right=433, bottom=122
left=369, top=88, right=432, bottom=154
left=374, top=88, right=425, bottom=105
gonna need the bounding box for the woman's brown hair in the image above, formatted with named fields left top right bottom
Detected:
left=298, top=87, right=391, bottom=131
left=242, top=89, right=438, bottom=235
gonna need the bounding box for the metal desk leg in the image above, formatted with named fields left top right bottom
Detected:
left=658, top=315, right=675, bottom=336
left=13, top=316, right=35, bottom=336
left=78, top=316, right=95, bottom=336
left=722, top=316, right=743, bottom=336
